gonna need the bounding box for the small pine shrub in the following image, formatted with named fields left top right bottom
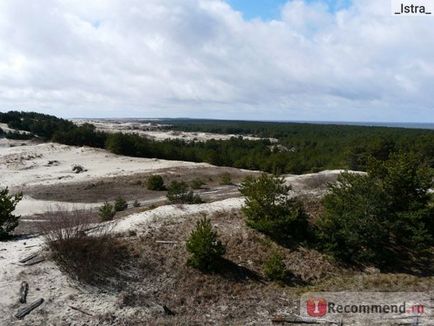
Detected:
left=190, top=178, right=205, bottom=189
left=239, top=174, right=309, bottom=244
left=263, top=251, right=287, bottom=282
left=114, top=197, right=128, bottom=212
left=186, top=216, right=226, bottom=272
left=99, top=202, right=115, bottom=221
left=147, top=175, right=165, bottom=191
left=219, top=173, right=232, bottom=185
left=167, top=181, right=203, bottom=204
left=0, top=187, right=23, bottom=239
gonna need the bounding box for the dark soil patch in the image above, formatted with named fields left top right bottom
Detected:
left=23, top=166, right=257, bottom=203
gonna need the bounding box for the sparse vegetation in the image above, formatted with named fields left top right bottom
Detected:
left=99, top=202, right=116, bottom=221
left=239, top=174, right=309, bottom=244
left=146, top=175, right=165, bottom=191
left=41, top=210, right=126, bottom=284
left=0, top=187, right=23, bottom=239
left=219, top=173, right=232, bottom=185
left=190, top=178, right=205, bottom=189
left=114, top=196, right=128, bottom=212
left=167, top=181, right=203, bottom=204
left=186, top=216, right=226, bottom=272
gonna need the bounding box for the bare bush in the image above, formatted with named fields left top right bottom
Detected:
left=40, top=210, right=127, bottom=285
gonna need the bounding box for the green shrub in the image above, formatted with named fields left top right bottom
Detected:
left=219, top=173, right=232, bottom=185
left=147, top=175, right=165, bottom=191
left=99, top=202, right=115, bottom=221
left=186, top=217, right=226, bottom=272
left=190, top=178, right=205, bottom=189
left=316, top=153, right=434, bottom=268
left=239, top=174, right=309, bottom=243
left=167, top=181, right=203, bottom=204
left=315, top=173, right=390, bottom=265
left=114, top=197, right=128, bottom=212
left=0, top=188, right=23, bottom=239
left=263, top=251, right=287, bottom=282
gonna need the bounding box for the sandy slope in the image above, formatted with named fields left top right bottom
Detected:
left=0, top=198, right=243, bottom=325
left=0, top=142, right=211, bottom=189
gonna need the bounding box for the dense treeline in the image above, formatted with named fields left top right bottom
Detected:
left=166, top=119, right=434, bottom=172
left=2, top=111, right=434, bottom=174
left=0, top=111, right=75, bottom=139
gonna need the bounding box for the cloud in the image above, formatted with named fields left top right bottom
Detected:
left=0, top=0, right=433, bottom=121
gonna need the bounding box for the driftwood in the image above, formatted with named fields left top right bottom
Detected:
left=24, top=245, right=40, bottom=249
left=19, top=252, right=38, bottom=264
left=19, top=281, right=29, bottom=304
left=15, top=298, right=44, bottom=319
left=69, top=305, right=93, bottom=316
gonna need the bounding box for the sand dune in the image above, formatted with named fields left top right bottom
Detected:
left=0, top=141, right=210, bottom=189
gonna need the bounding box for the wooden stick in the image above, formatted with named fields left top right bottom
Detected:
left=15, top=298, right=44, bottom=319
left=69, top=305, right=93, bottom=316
left=156, top=240, right=179, bottom=244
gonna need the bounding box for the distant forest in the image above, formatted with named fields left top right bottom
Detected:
left=1, top=111, right=434, bottom=174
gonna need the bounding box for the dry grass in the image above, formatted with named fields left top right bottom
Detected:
left=93, top=208, right=434, bottom=324
left=40, top=210, right=130, bottom=285
left=89, top=210, right=340, bottom=324
left=34, top=203, right=432, bottom=324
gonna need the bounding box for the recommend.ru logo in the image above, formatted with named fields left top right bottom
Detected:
left=300, top=292, right=432, bottom=324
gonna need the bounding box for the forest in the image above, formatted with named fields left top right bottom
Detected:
left=1, top=111, right=434, bottom=174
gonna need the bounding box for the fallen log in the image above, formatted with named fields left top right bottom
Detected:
left=19, top=281, right=29, bottom=304
left=22, top=256, right=45, bottom=266
left=18, top=252, right=38, bottom=264
left=15, top=298, right=44, bottom=319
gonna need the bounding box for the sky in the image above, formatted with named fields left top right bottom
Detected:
left=0, top=0, right=434, bottom=122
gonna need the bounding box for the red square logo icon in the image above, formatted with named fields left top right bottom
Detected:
left=306, top=298, right=327, bottom=317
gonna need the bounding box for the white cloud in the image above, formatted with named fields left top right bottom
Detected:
left=0, top=0, right=433, bottom=121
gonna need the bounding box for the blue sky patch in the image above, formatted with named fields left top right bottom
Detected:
left=226, top=0, right=352, bottom=20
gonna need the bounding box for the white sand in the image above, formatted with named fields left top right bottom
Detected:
left=14, top=196, right=101, bottom=216
left=0, top=141, right=211, bottom=189
left=0, top=123, right=31, bottom=135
